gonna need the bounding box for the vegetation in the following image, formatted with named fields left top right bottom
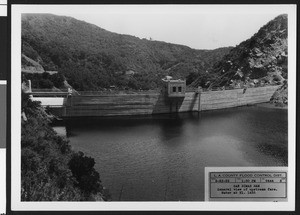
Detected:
left=68, top=152, right=103, bottom=199
left=202, top=14, right=288, bottom=88
left=21, top=13, right=232, bottom=91
left=21, top=92, right=110, bottom=201
left=22, top=72, right=65, bottom=89
left=22, top=14, right=287, bottom=92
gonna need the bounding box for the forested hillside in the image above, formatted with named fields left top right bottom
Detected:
left=21, top=92, right=111, bottom=201
left=21, top=13, right=231, bottom=91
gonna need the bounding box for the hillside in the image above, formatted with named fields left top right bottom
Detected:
left=193, top=14, right=287, bottom=89
left=21, top=92, right=111, bottom=201
left=21, top=13, right=231, bottom=91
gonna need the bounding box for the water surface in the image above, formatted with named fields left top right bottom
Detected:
left=64, top=104, right=287, bottom=201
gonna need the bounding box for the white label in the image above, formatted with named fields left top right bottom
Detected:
left=205, top=167, right=288, bottom=202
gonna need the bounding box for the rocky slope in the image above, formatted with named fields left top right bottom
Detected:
left=270, top=81, right=288, bottom=106
left=190, top=14, right=288, bottom=89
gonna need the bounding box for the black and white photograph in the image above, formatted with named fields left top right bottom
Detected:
left=11, top=4, right=296, bottom=211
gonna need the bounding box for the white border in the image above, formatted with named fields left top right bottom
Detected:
left=0, top=149, right=6, bottom=214
left=11, top=4, right=296, bottom=211
left=0, top=4, right=6, bottom=16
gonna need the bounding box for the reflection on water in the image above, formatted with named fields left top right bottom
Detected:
left=63, top=104, right=287, bottom=201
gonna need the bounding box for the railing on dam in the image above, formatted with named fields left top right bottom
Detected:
left=27, top=89, right=70, bottom=97
left=76, top=89, right=160, bottom=96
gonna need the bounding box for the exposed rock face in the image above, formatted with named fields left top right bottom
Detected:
left=270, top=82, right=288, bottom=106
left=21, top=54, right=45, bottom=73
left=209, top=14, right=288, bottom=88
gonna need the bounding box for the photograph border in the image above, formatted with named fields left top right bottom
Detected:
left=9, top=3, right=297, bottom=212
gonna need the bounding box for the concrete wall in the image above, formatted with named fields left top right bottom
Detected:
left=66, top=93, right=159, bottom=117
left=200, top=85, right=279, bottom=111
left=62, top=85, right=279, bottom=117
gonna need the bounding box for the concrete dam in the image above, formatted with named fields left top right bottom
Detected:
left=31, top=85, right=280, bottom=118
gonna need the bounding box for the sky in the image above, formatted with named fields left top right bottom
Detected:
left=39, top=5, right=290, bottom=50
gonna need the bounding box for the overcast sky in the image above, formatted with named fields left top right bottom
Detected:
left=48, top=5, right=289, bottom=50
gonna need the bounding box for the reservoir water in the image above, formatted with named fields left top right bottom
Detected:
left=63, top=104, right=288, bottom=201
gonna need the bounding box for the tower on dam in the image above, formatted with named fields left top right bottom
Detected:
left=161, top=76, right=186, bottom=98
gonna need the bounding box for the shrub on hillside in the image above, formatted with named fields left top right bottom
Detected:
left=68, top=152, right=103, bottom=196
left=21, top=92, right=109, bottom=201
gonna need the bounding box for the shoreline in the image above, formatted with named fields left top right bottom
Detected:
left=256, top=102, right=288, bottom=110
left=51, top=101, right=286, bottom=122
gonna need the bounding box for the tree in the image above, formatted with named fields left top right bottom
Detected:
left=39, top=78, right=54, bottom=88
left=68, top=152, right=103, bottom=195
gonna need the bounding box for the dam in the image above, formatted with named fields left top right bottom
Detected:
left=28, top=84, right=280, bottom=117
